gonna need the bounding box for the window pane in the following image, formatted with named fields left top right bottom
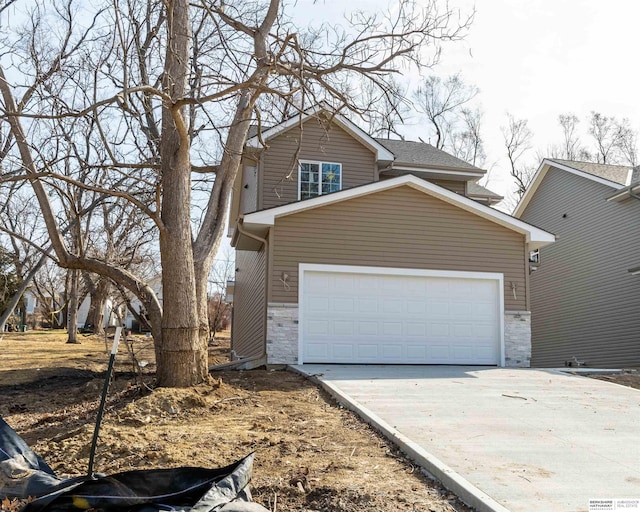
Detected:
left=322, top=163, right=341, bottom=186
left=299, top=162, right=320, bottom=198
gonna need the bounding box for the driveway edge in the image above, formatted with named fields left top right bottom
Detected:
left=289, top=366, right=510, bottom=512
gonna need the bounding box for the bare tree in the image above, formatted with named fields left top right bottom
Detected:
left=361, top=77, right=410, bottom=139
left=450, top=107, right=485, bottom=166
left=558, top=113, right=583, bottom=160
left=502, top=113, right=535, bottom=202
left=413, top=74, right=478, bottom=150
left=615, top=118, right=638, bottom=167
left=588, top=111, right=624, bottom=164
left=0, top=0, right=470, bottom=386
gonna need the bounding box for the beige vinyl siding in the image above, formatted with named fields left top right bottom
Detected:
left=260, top=118, right=376, bottom=210
left=378, top=175, right=468, bottom=196
left=520, top=167, right=640, bottom=368
left=271, top=185, right=527, bottom=310
left=231, top=249, right=266, bottom=359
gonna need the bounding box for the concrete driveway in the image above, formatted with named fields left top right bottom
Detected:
left=292, top=365, right=640, bottom=512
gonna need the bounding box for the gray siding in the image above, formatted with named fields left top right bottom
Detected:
left=271, top=185, right=528, bottom=310
left=520, top=167, right=640, bottom=367
left=231, top=249, right=266, bottom=359
left=259, top=118, right=376, bottom=210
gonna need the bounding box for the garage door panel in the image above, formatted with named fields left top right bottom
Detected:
left=406, top=300, right=427, bottom=314
left=333, top=320, right=354, bottom=336
left=452, top=322, right=474, bottom=338
left=356, top=344, right=378, bottom=358
left=406, top=322, right=427, bottom=336
left=383, top=298, right=403, bottom=314
left=332, top=297, right=355, bottom=312
left=473, top=301, right=497, bottom=318
left=406, top=279, right=427, bottom=295
left=307, top=296, right=329, bottom=312
left=305, top=343, right=328, bottom=359
left=302, top=269, right=501, bottom=365
left=474, top=323, right=496, bottom=339
left=428, top=322, right=450, bottom=337
left=307, top=319, right=329, bottom=335
left=381, top=344, right=403, bottom=358
left=357, top=298, right=378, bottom=313
left=307, top=273, right=330, bottom=291
left=427, top=300, right=450, bottom=318
left=358, top=321, right=379, bottom=336
left=381, top=321, right=401, bottom=336
left=407, top=345, right=427, bottom=359
left=451, top=301, right=473, bottom=317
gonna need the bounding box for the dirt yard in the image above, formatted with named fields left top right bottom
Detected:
left=586, top=371, right=640, bottom=390
left=0, top=331, right=471, bottom=512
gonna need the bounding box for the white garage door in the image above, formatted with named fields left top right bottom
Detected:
left=300, top=266, right=502, bottom=365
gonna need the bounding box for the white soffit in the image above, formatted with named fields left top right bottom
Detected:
left=514, top=159, right=625, bottom=217
left=243, top=174, right=555, bottom=249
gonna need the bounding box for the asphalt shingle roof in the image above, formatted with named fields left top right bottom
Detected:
left=467, top=181, right=503, bottom=200
left=375, top=138, right=483, bottom=171
left=550, top=159, right=632, bottom=185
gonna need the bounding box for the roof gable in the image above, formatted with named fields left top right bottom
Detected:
left=241, top=174, right=554, bottom=249
left=245, top=105, right=488, bottom=178
left=245, top=105, right=394, bottom=162
left=550, top=159, right=632, bottom=185
left=514, top=159, right=627, bottom=217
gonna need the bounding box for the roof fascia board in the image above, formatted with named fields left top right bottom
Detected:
left=514, top=159, right=625, bottom=217
left=244, top=174, right=555, bottom=248
left=245, top=107, right=395, bottom=162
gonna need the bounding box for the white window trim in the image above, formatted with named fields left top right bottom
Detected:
left=297, top=263, right=505, bottom=367
left=297, top=160, right=343, bottom=200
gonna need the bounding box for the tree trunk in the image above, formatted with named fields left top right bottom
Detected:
left=0, top=253, right=47, bottom=333
left=86, top=278, right=110, bottom=335
left=66, top=269, right=79, bottom=343
left=156, top=0, right=207, bottom=387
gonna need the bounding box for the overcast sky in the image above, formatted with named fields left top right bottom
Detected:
left=433, top=0, right=640, bottom=196
left=291, top=0, right=640, bottom=198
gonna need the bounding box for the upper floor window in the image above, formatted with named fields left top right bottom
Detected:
left=299, top=161, right=342, bottom=200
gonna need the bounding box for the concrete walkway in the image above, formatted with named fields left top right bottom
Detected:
left=292, top=365, right=640, bottom=512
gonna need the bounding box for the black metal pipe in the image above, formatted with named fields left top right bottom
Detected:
left=87, top=327, right=122, bottom=477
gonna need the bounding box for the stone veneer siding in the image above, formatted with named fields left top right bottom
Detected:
left=266, top=303, right=299, bottom=364
left=266, top=304, right=532, bottom=367
left=504, top=311, right=532, bottom=367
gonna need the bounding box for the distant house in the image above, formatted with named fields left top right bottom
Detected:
left=228, top=105, right=555, bottom=368
left=76, top=296, right=119, bottom=330
left=22, top=288, right=64, bottom=328
left=124, top=275, right=163, bottom=331
left=21, top=288, right=118, bottom=330
left=515, top=159, right=640, bottom=367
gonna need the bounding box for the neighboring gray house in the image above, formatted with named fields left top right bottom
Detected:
left=515, top=159, right=640, bottom=367
left=228, top=106, right=555, bottom=368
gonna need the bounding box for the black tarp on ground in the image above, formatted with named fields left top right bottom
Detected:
left=0, top=416, right=268, bottom=512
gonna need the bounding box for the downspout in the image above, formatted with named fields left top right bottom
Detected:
left=210, top=216, right=268, bottom=371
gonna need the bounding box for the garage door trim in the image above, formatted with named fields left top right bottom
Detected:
left=298, top=263, right=505, bottom=366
